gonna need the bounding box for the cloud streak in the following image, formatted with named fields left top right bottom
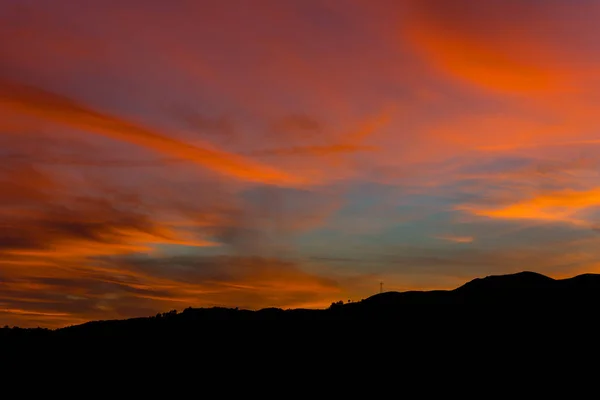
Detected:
left=0, top=81, right=304, bottom=185
left=461, top=188, right=600, bottom=225
left=1, top=255, right=343, bottom=328
left=433, top=235, right=474, bottom=244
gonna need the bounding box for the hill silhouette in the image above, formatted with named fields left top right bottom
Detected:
left=5, top=270, right=600, bottom=381
left=3, top=270, right=600, bottom=342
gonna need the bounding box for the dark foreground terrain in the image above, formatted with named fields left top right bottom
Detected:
left=4, top=271, right=600, bottom=343
left=3, top=271, right=600, bottom=383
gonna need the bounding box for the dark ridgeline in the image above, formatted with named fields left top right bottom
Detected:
left=4, top=269, right=600, bottom=388
left=3, top=270, right=600, bottom=367
left=3, top=271, right=600, bottom=338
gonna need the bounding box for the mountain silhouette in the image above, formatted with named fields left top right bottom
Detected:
left=4, top=269, right=600, bottom=363
left=4, top=270, right=600, bottom=380
left=3, top=271, right=599, bottom=338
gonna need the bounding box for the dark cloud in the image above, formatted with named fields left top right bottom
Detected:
left=0, top=254, right=342, bottom=328
left=0, top=198, right=158, bottom=253
left=172, top=106, right=236, bottom=138
left=0, top=157, right=59, bottom=205
left=272, top=114, right=321, bottom=133
left=2, top=153, right=180, bottom=168
left=112, top=254, right=335, bottom=284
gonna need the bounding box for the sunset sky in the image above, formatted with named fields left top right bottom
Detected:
left=2, top=0, right=600, bottom=328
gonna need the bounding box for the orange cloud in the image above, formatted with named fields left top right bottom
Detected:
left=433, top=235, right=474, bottom=244
left=0, top=182, right=221, bottom=271
left=460, top=188, right=600, bottom=224
left=401, top=0, right=578, bottom=95
left=0, top=81, right=305, bottom=186
left=0, top=152, right=346, bottom=328
left=406, top=26, right=554, bottom=94
left=0, top=255, right=343, bottom=328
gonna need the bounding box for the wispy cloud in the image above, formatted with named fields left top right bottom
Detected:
left=433, top=235, right=474, bottom=244
left=459, top=188, right=600, bottom=226
left=0, top=81, right=305, bottom=185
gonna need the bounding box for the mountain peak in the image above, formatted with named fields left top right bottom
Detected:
left=454, top=271, right=555, bottom=293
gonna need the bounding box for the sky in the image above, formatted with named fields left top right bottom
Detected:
left=2, top=0, right=600, bottom=328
